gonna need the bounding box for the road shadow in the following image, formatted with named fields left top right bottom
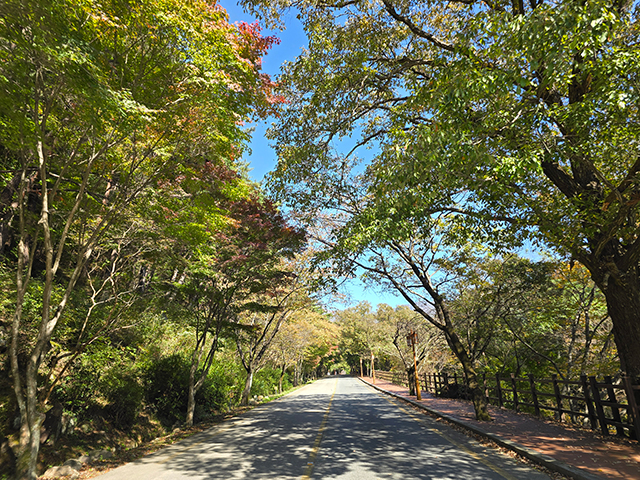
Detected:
left=103, top=377, right=548, bottom=479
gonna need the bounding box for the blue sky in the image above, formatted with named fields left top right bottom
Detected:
left=221, top=1, right=407, bottom=309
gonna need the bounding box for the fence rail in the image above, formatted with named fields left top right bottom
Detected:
left=375, top=370, right=410, bottom=387
left=372, top=370, right=640, bottom=442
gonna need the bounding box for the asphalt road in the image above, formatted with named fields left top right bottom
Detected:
left=97, top=376, right=552, bottom=479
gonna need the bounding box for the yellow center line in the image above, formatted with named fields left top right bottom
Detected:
left=379, top=393, right=518, bottom=480
left=300, top=378, right=338, bottom=480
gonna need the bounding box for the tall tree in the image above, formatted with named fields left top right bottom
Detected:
left=269, top=307, right=336, bottom=390
left=234, top=254, right=310, bottom=405
left=170, top=192, right=305, bottom=425
left=246, top=0, right=640, bottom=382
left=451, top=257, right=615, bottom=380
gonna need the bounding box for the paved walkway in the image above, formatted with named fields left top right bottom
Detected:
left=360, top=376, right=640, bottom=480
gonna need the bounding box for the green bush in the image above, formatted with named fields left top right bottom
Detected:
left=251, top=368, right=291, bottom=397
left=54, top=359, right=100, bottom=414
left=52, top=342, right=144, bottom=429
left=102, top=372, right=144, bottom=429
left=145, top=354, right=191, bottom=425
left=145, top=354, right=243, bottom=425
left=199, top=360, right=242, bottom=415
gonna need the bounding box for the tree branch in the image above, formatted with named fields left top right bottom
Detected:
left=381, top=0, right=455, bottom=52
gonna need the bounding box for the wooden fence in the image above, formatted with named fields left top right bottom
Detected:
left=375, top=370, right=640, bottom=442
left=375, top=370, right=410, bottom=387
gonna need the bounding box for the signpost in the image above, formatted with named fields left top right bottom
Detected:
left=406, top=331, right=421, bottom=400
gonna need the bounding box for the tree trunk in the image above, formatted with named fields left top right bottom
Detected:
left=407, top=366, right=416, bottom=396
left=371, top=352, right=375, bottom=383
left=600, top=272, right=640, bottom=438
left=443, top=329, right=492, bottom=421
left=185, top=340, right=202, bottom=428
left=602, top=275, right=640, bottom=382
left=185, top=367, right=197, bottom=428
left=466, top=369, right=491, bottom=422
left=241, top=369, right=254, bottom=405
left=279, top=364, right=286, bottom=393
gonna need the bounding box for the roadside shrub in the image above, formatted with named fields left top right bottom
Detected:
left=251, top=367, right=290, bottom=397
left=52, top=342, right=144, bottom=429
left=53, top=359, right=100, bottom=415
left=145, top=354, right=242, bottom=425
left=102, top=372, right=144, bottom=429
left=145, top=354, right=190, bottom=425
left=198, top=361, right=239, bottom=415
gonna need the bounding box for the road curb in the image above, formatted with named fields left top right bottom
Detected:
left=358, top=377, right=605, bottom=480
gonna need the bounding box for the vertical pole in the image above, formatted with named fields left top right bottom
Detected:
left=528, top=374, right=540, bottom=417
left=411, top=331, right=421, bottom=400
left=604, top=375, right=625, bottom=437
left=453, top=373, right=458, bottom=396
left=360, top=357, right=363, bottom=377
left=622, top=375, right=640, bottom=441
left=511, top=373, right=518, bottom=412
left=495, top=374, right=503, bottom=408
left=371, top=351, right=376, bottom=384
left=580, top=374, right=598, bottom=430
left=552, top=374, right=563, bottom=421
left=590, top=376, right=609, bottom=436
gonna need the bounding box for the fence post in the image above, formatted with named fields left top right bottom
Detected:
left=580, top=374, right=598, bottom=430
left=434, top=373, right=439, bottom=396
left=622, top=375, right=640, bottom=441
left=511, top=373, right=518, bottom=412
left=590, top=376, right=609, bottom=436
left=604, top=375, right=625, bottom=437
left=444, top=372, right=449, bottom=395
left=528, top=374, right=540, bottom=416
left=495, top=374, right=503, bottom=408
left=552, top=374, right=563, bottom=421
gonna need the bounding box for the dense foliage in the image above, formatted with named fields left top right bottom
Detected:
left=335, top=258, right=617, bottom=388
left=236, top=0, right=640, bottom=420
left=246, top=0, right=640, bottom=380
left=1, top=0, right=635, bottom=477
left=0, top=1, right=322, bottom=478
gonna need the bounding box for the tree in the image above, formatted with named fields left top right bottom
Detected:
left=0, top=0, right=276, bottom=476
left=179, top=194, right=304, bottom=423
left=335, top=302, right=388, bottom=379
left=269, top=307, right=336, bottom=390
left=331, top=214, right=496, bottom=419
left=375, top=304, right=445, bottom=396
left=234, top=255, right=311, bottom=405
left=245, top=0, right=640, bottom=382
left=452, top=257, right=616, bottom=380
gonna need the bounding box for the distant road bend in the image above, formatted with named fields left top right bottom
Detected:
left=97, top=376, right=552, bottom=479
